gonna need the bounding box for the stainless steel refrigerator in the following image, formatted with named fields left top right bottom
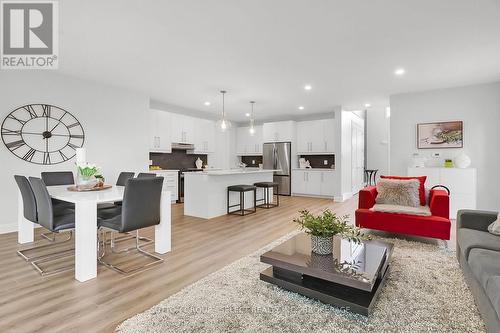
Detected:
left=263, top=142, right=291, bottom=195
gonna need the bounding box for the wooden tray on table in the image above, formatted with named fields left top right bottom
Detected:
left=67, top=184, right=113, bottom=192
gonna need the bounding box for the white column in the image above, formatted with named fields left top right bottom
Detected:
left=18, top=190, right=34, bottom=244
left=75, top=200, right=97, bottom=282
left=155, top=191, right=171, bottom=254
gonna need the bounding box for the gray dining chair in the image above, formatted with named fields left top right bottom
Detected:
left=137, top=172, right=156, bottom=178
left=41, top=171, right=75, bottom=223
left=41, top=171, right=75, bottom=186
left=116, top=172, right=135, bottom=186
left=15, top=175, right=73, bottom=262
left=28, top=177, right=76, bottom=276
left=97, top=177, right=164, bottom=275
left=98, top=171, right=153, bottom=245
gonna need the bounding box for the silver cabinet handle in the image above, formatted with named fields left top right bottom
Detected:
left=158, top=136, right=160, bottom=148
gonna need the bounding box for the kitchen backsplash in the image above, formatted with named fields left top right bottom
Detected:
left=150, top=151, right=208, bottom=170
left=241, top=155, right=263, bottom=167
left=299, top=154, right=335, bottom=169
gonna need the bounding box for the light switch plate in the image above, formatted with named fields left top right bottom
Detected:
left=324, top=160, right=328, bottom=165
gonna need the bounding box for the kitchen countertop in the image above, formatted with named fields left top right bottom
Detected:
left=292, top=168, right=335, bottom=171
left=185, top=169, right=279, bottom=176
left=150, top=169, right=179, bottom=172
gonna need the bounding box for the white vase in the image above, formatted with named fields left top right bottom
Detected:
left=453, top=152, right=471, bottom=169
left=195, top=157, right=203, bottom=169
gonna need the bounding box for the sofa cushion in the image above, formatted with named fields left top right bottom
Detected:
left=458, top=228, right=500, bottom=260
left=376, top=179, right=420, bottom=207
left=380, top=175, right=427, bottom=205
left=371, top=204, right=431, bottom=216
left=468, top=248, right=500, bottom=290
left=486, top=276, right=500, bottom=321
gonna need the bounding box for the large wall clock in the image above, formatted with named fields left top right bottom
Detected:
left=1, top=104, right=85, bottom=165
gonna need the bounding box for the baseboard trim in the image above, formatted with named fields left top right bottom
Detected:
left=291, top=193, right=335, bottom=200
left=0, top=223, right=18, bottom=235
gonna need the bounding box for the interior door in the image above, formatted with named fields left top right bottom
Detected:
left=351, top=122, right=365, bottom=193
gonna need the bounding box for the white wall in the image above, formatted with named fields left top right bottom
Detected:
left=0, top=72, right=150, bottom=233
left=366, top=107, right=390, bottom=176
left=390, top=81, right=500, bottom=211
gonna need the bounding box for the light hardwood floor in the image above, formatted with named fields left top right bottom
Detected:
left=0, top=195, right=359, bottom=333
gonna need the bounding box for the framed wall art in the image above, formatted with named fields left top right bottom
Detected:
left=417, top=121, right=463, bottom=149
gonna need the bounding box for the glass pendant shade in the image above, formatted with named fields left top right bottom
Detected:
left=216, top=118, right=232, bottom=132
left=248, top=101, right=255, bottom=136
left=217, top=90, right=231, bottom=132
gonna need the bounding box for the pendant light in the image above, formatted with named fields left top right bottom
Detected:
left=249, top=101, right=256, bottom=136
left=216, top=90, right=232, bottom=132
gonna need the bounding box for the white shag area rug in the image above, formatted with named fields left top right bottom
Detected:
left=117, top=232, right=485, bottom=333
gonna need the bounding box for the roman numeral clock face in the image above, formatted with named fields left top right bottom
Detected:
left=1, top=104, right=85, bottom=165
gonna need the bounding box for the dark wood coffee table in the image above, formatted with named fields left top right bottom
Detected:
left=260, top=233, right=393, bottom=315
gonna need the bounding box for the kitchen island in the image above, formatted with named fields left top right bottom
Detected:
left=184, top=169, right=276, bottom=219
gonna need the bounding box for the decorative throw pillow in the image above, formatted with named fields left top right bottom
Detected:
left=488, top=213, right=500, bottom=236
left=380, top=175, right=427, bottom=206
left=376, top=179, right=421, bottom=207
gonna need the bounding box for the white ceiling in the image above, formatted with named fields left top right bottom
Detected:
left=59, top=0, right=500, bottom=121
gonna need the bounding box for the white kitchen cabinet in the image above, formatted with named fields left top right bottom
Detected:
left=170, top=113, right=195, bottom=144
left=193, top=118, right=215, bottom=154
left=292, top=169, right=335, bottom=198
left=149, top=109, right=171, bottom=153
left=407, top=167, right=477, bottom=219
left=320, top=171, right=336, bottom=197
left=236, top=125, right=263, bottom=155
left=296, top=118, right=335, bottom=154
left=151, top=170, right=179, bottom=202
left=262, top=121, right=295, bottom=142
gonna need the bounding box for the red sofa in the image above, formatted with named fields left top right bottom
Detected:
left=355, top=186, right=451, bottom=240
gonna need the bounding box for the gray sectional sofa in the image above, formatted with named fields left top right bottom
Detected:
left=457, top=209, right=500, bottom=333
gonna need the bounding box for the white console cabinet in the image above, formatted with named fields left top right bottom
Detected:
left=407, top=167, right=477, bottom=219
left=291, top=169, right=335, bottom=198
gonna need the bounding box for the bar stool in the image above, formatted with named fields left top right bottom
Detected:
left=254, top=182, right=279, bottom=208
left=227, top=185, right=257, bottom=216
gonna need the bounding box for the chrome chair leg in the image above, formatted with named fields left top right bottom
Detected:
left=27, top=231, right=75, bottom=276
left=104, top=231, right=153, bottom=247
left=98, top=230, right=163, bottom=275
left=17, top=231, right=73, bottom=262
left=41, top=232, right=56, bottom=242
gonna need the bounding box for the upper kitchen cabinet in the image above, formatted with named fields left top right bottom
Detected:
left=262, top=121, right=295, bottom=142
left=296, top=118, right=335, bottom=154
left=236, top=125, right=263, bottom=155
left=170, top=113, right=195, bottom=144
left=148, top=109, right=172, bottom=153
left=193, top=118, right=215, bottom=153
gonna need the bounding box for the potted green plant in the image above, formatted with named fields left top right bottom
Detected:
left=76, top=163, right=100, bottom=189
left=293, top=209, right=370, bottom=255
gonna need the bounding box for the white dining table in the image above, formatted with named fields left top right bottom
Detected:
left=17, top=185, right=172, bottom=282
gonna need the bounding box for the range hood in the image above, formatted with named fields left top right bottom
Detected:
left=171, top=143, right=195, bottom=151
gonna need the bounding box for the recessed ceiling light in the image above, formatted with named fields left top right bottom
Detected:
left=304, top=84, right=312, bottom=91
left=298, top=106, right=305, bottom=110
left=364, top=103, right=371, bottom=108
left=394, top=68, right=406, bottom=76
left=245, top=113, right=250, bottom=117
left=204, top=101, right=211, bottom=106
